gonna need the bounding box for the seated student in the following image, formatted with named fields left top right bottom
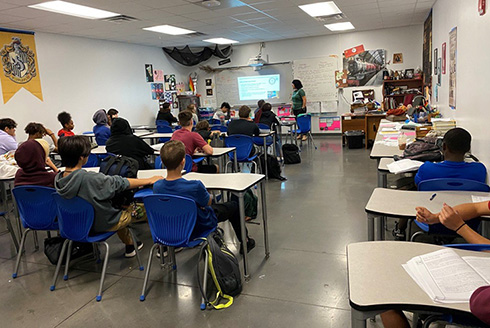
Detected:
left=213, top=102, right=231, bottom=121
left=55, top=136, right=162, bottom=257
left=107, top=108, right=119, bottom=126
left=57, top=111, right=75, bottom=137
left=171, top=111, right=219, bottom=173
left=187, top=104, right=199, bottom=125
left=24, top=123, right=58, bottom=172
left=0, top=118, right=18, bottom=155
left=153, top=140, right=255, bottom=253
left=156, top=102, right=177, bottom=125
left=15, top=139, right=57, bottom=187
left=92, top=109, right=111, bottom=145
left=394, top=127, right=487, bottom=240
left=228, top=106, right=260, bottom=137
left=106, top=118, right=155, bottom=170
left=255, top=102, right=280, bottom=128
left=254, top=99, right=265, bottom=115
left=195, top=120, right=220, bottom=142
left=383, top=201, right=490, bottom=328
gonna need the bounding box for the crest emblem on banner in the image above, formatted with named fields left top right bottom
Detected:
left=1, top=37, right=37, bottom=84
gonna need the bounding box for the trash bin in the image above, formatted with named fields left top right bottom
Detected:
left=344, top=130, right=364, bottom=149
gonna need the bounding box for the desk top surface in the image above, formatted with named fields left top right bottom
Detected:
left=184, top=172, right=264, bottom=192
left=365, top=188, right=490, bottom=219
left=348, top=241, right=490, bottom=313
left=377, top=157, right=395, bottom=171
left=141, top=133, right=173, bottom=139
left=136, top=169, right=168, bottom=179
left=194, top=147, right=235, bottom=157
left=91, top=145, right=106, bottom=154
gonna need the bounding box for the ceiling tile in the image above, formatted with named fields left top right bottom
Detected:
left=164, top=4, right=209, bottom=15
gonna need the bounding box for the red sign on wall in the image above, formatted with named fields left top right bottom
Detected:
left=442, top=42, right=446, bottom=74
left=479, top=0, right=486, bottom=15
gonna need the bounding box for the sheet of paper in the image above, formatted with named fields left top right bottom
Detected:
left=463, top=256, right=490, bottom=284
left=387, top=159, right=424, bottom=174
left=471, top=196, right=490, bottom=203
left=151, top=143, right=164, bottom=151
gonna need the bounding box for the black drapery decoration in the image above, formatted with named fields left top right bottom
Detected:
left=163, top=45, right=233, bottom=66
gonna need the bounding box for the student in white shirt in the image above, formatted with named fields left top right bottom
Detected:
left=212, top=102, right=231, bottom=121
left=0, top=118, right=18, bottom=154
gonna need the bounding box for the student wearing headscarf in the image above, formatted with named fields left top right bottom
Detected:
left=92, top=109, right=111, bottom=145
left=106, top=118, right=154, bottom=170
left=14, top=139, right=57, bottom=188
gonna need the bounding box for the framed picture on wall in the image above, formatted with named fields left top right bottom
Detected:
left=442, top=42, right=447, bottom=74
left=433, top=48, right=438, bottom=75
left=404, top=69, right=414, bottom=79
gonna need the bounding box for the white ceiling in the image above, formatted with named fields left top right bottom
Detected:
left=0, top=0, right=434, bottom=47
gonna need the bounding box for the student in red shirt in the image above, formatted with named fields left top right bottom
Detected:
left=57, top=111, right=75, bottom=137
left=171, top=111, right=218, bottom=173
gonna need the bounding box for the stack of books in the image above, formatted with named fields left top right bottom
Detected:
left=432, top=118, right=456, bottom=134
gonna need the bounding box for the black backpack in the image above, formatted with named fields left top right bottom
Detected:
left=259, top=155, right=286, bottom=180
left=197, top=229, right=242, bottom=309
left=282, top=144, right=301, bottom=164
left=99, top=154, right=139, bottom=208
left=44, top=236, right=93, bottom=265
left=394, top=137, right=443, bottom=162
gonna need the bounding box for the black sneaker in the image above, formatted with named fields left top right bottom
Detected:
left=125, top=241, right=143, bottom=258
left=240, top=238, right=256, bottom=255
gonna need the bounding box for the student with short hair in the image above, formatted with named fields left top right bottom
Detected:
left=54, top=135, right=163, bottom=257
left=106, top=118, right=155, bottom=170
left=213, top=102, right=231, bottom=121
left=195, top=120, right=220, bottom=141
left=15, top=139, right=57, bottom=188
left=187, top=104, right=199, bottom=125
left=0, top=118, right=18, bottom=154
left=171, top=111, right=218, bottom=173
left=92, top=109, right=111, bottom=145
left=107, top=108, right=119, bottom=126
left=228, top=105, right=260, bottom=137
left=156, top=102, right=177, bottom=125
left=153, top=140, right=255, bottom=254
left=255, top=99, right=265, bottom=115
left=24, top=122, right=59, bottom=172
left=57, top=112, right=75, bottom=137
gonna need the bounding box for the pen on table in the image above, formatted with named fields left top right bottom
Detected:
left=429, top=193, right=437, bottom=201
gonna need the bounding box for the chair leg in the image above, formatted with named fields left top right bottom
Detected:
left=200, top=248, right=209, bottom=310
left=128, top=228, right=144, bottom=271
left=410, top=231, right=424, bottom=242
left=12, top=228, right=30, bottom=278
left=33, top=231, right=39, bottom=251
left=3, top=215, right=19, bottom=252
left=96, top=241, right=110, bottom=302
left=140, top=243, right=158, bottom=301
left=63, top=240, right=73, bottom=281
left=309, top=132, right=317, bottom=150
left=50, top=239, right=69, bottom=291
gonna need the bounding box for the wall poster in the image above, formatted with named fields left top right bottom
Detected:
left=342, top=49, right=385, bottom=87
left=423, top=10, right=432, bottom=85
left=449, top=27, right=457, bottom=109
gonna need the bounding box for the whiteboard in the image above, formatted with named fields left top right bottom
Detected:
left=293, top=56, right=338, bottom=102
left=215, top=63, right=293, bottom=107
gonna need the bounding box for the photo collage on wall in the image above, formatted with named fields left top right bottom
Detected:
left=145, top=64, right=179, bottom=108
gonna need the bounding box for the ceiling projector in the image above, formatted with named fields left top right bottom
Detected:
left=202, top=0, right=221, bottom=7
left=248, top=56, right=267, bottom=67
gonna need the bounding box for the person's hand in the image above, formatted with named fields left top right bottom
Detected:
left=148, top=176, right=163, bottom=184
left=439, top=203, right=465, bottom=231
left=415, top=207, right=439, bottom=224
left=45, top=128, right=54, bottom=136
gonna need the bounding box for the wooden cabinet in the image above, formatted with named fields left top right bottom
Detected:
left=341, top=114, right=386, bottom=149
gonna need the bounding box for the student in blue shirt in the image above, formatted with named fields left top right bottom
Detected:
left=92, top=109, right=111, bottom=145
left=153, top=140, right=255, bottom=254
left=414, top=127, right=486, bottom=185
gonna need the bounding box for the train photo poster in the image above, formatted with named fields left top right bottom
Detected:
left=342, top=49, right=386, bottom=87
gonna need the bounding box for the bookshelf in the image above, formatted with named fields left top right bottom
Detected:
left=383, top=78, right=424, bottom=110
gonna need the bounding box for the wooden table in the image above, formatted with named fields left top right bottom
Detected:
left=341, top=113, right=386, bottom=149
left=365, top=188, right=490, bottom=241
left=348, top=241, right=487, bottom=328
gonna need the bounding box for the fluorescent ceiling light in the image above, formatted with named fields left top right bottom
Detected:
left=143, top=25, right=195, bottom=35
left=325, top=22, right=355, bottom=31
left=29, top=1, right=119, bottom=19
left=299, top=1, right=342, bottom=17
left=203, top=38, right=239, bottom=44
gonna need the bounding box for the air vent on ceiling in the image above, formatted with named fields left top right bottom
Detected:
left=184, top=32, right=207, bottom=38
left=314, top=13, right=347, bottom=22
left=101, top=15, right=139, bottom=23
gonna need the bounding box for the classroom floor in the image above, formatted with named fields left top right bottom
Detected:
left=0, top=136, right=385, bottom=328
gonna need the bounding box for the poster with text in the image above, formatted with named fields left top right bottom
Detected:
left=319, top=117, right=341, bottom=131
left=449, top=27, right=457, bottom=109
left=442, top=42, right=446, bottom=74
left=342, top=49, right=385, bottom=87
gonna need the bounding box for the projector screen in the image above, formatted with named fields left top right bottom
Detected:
left=237, top=74, right=280, bottom=101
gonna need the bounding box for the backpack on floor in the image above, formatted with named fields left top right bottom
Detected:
left=259, top=155, right=286, bottom=180
left=99, top=154, right=139, bottom=208
left=197, top=229, right=242, bottom=309
left=44, top=237, right=93, bottom=265
left=282, top=143, right=301, bottom=164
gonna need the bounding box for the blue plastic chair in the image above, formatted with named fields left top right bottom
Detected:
left=155, top=156, right=163, bottom=169
left=82, top=153, right=100, bottom=168
left=156, top=125, right=173, bottom=143
left=211, top=119, right=222, bottom=125
left=140, top=194, right=216, bottom=309
left=411, top=179, right=490, bottom=241
left=225, top=134, right=260, bottom=173
left=253, top=123, right=273, bottom=148
left=293, top=114, right=317, bottom=149
left=211, top=125, right=228, bottom=133
left=11, top=186, right=58, bottom=278
left=156, top=120, right=170, bottom=127
left=184, top=154, right=195, bottom=173
left=51, top=194, right=143, bottom=302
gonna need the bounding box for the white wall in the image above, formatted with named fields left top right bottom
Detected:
left=0, top=32, right=189, bottom=141
left=196, top=25, right=423, bottom=132
left=431, top=0, right=490, bottom=166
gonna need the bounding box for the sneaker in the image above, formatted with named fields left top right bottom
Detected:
left=302, top=135, right=307, bottom=141
left=156, top=247, right=183, bottom=258
left=239, top=238, right=256, bottom=255
left=125, top=241, right=143, bottom=258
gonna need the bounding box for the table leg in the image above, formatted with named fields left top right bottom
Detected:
left=237, top=192, right=249, bottom=280
left=367, top=213, right=374, bottom=241
left=234, top=149, right=238, bottom=172
left=263, top=136, right=268, bottom=178
left=375, top=216, right=383, bottom=241
left=351, top=309, right=368, bottom=328
left=378, top=171, right=387, bottom=188
left=294, top=123, right=298, bottom=146
left=260, top=181, right=270, bottom=258
left=272, top=133, right=277, bottom=158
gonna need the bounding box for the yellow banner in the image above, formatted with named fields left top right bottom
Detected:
left=0, top=30, right=43, bottom=103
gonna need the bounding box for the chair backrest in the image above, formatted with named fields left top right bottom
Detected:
left=257, top=123, right=270, bottom=130
left=211, top=119, right=221, bottom=125
left=184, top=154, right=193, bottom=173
left=82, top=131, right=93, bottom=135
left=155, top=156, right=163, bottom=169
left=82, top=153, right=99, bottom=168
left=225, top=134, right=254, bottom=161
left=52, top=193, right=95, bottom=242
left=296, top=114, right=311, bottom=133
left=156, top=120, right=170, bottom=127
left=211, top=125, right=227, bottom=132
left=143, top=194, right=197, bottom=247
left=12, top=186, right=58, bottom=230
left=157, top=125, right=173, bottom=133
left=418, top=178, right=490, bottom=192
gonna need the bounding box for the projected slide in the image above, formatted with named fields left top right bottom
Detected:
left=237, top=75, right=280, bottom=101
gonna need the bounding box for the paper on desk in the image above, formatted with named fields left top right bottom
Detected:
left=151, top=143, right=165, bottom=151
left=387, top=159, right=423, bottom=174
left=471, top=196, right=490, bottom=203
